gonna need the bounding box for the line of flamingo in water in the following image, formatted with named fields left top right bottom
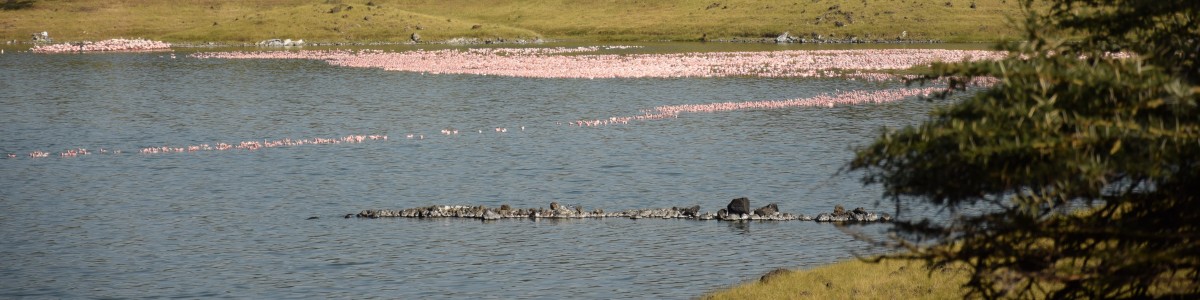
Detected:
left=7, top=128, right=537, bottom=159
left=571, top=87, right=946, bottom=127
left=5, top=86, right=962, bottom=160
left=31, top=38, right=173, bottom=53
left=135, top=134, right=388, bottom=154
left=9, top=47, right=1003, bottom=159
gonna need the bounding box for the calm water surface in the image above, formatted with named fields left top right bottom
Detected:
left=1, top=44, right=947, bottom=299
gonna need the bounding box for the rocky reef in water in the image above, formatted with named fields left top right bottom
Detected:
left=350, top=198, right=891, bottom=223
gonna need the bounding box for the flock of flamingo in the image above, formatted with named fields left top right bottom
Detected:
left=10, top=46, right=1002, bottom=160
left=190, top=47, right=1005, bottom=80
left=30, top=38, right=173, bottom=53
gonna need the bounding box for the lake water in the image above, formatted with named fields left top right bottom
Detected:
left=1, top=43, right=951, bottom=299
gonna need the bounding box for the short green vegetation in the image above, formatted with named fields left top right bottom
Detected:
left=1, top=0, right=1025, bottom=43
left=702, top=258, right=969, bottom=299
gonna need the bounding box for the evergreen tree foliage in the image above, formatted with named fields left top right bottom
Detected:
left=849, top=0, right=1198, bottom=298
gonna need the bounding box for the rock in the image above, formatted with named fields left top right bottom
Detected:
left=355, top=202, right=820, bottom=222
left=357, top=209, right=378, bottom=218
left=482, top=210, right=501, bottom=220
left=775, top=31, right=793, bottom=43
left=859, top=213, right=879, bottom=222
left=834, top=21, right=845, bottom=27
left=727, top=197, right=751, bottom=215
left=813, top=206, right=889, bottom=222
left=410, top=32, right=421, bottom=43
left=31, top=31, right=51, bottom=43
left=760, top=268, right=792, bottom=283
left=679, top=205, right=701, bottom=218
left=256, top=39, right=304, bottom=47
left=717, top=208, right=748, bottom=221
left=754, top=203, right=779, bottom=217
left=815, top=212, right=844, bottom=222
left=306, top=216, right=319, bottom=220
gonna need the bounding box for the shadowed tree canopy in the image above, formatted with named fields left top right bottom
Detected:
left=849, top=0, right=1198, bottom=298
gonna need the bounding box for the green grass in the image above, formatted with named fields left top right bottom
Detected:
left=701, top=258, right=970, bottom=300
left=2, top=0, right=1027, bottom=44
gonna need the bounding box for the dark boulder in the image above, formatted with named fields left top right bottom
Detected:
left=727, top=197, right=751, bottom=215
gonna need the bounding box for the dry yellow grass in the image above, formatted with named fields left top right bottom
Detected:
left=400, top=0, right=1027, bottom=42
left=0, top=0, right=537, bottom=43
left=1, top=0, right=1026, bottom=43
left=702, top=258, right=970, bottom=300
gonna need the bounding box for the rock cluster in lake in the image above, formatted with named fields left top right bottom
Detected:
left=256, top=38, right=305, bottom=47
left=350, top=198, right=891, bottom=223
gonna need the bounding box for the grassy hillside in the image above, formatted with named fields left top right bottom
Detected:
left=401, top=0, right=1024, bottom=42
left=702, top=258, right=970, bottom=299
left=1, top=0, right=1025, bottom=44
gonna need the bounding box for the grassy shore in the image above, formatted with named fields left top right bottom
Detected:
left=2, top=0, right=1025, bottom=44
left=702, top=258, right=969, bottom=299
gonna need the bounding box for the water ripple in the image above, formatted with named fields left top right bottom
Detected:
left=1, top=48, right=943, bottom=299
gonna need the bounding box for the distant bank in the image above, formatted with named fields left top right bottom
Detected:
left=1, top=0, right=1024, bottom=45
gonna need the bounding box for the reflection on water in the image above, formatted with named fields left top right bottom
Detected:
left=0, top=45, right=947, bottom=299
